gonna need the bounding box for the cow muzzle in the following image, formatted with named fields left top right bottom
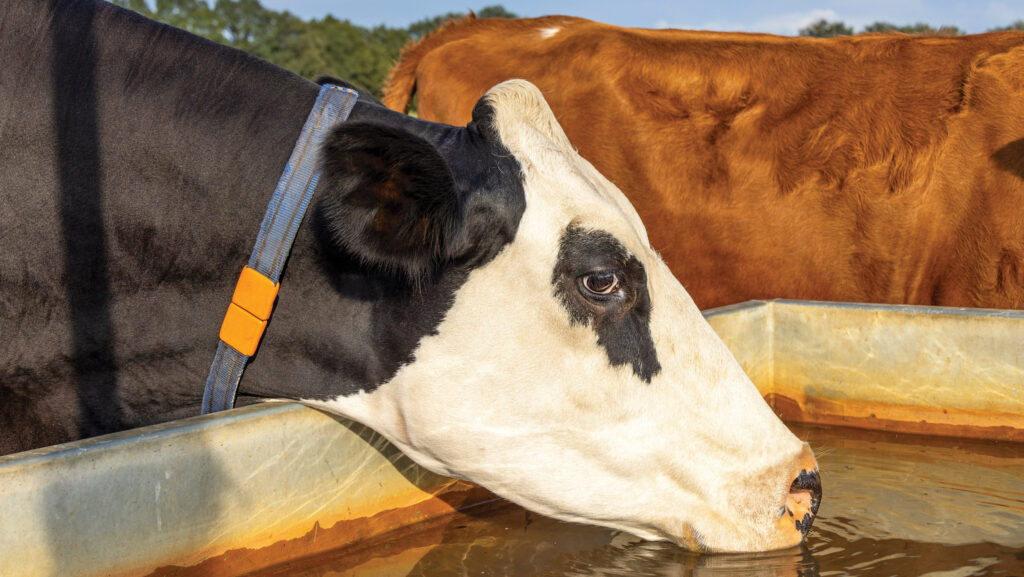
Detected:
left=775, top=446, right=822, bottom=542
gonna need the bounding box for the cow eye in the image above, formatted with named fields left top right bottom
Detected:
left=580, top=271, right=621, bottom=297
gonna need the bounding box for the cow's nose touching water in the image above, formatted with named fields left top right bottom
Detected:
left=782, top=449, right=822, bottom=539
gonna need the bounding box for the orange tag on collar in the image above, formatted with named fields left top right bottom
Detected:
left=232, top=266, right=279, bottom=320
left=219, top=267, right=280, bottom=356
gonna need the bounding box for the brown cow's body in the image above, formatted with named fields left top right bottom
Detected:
left=384, top=16, right=1024, bottom=310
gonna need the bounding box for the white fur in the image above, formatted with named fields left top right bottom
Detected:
left=304, top=80, right=812, bottom=552
left=538, top=26, right=561, bottom=39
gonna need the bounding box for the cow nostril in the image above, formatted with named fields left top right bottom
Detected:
left=791, top=468, right=822, bottom=510
left=788, top=469, right=822, bottom=536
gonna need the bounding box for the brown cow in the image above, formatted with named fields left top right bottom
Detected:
left=384, top=16, right=1024, bottom=310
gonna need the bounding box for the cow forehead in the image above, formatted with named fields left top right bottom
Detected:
left=473, top=81, right=685, bottom=387
left=483, top=80, right=652, bottom=254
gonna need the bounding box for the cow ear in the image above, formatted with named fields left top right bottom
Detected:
left=317, top=122, right=463, bottom=279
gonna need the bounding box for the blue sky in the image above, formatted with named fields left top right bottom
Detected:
left=258, top=1, right=1024, bottom=35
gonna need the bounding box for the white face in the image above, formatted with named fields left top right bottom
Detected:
left=307, top=80, right=818, bottom=552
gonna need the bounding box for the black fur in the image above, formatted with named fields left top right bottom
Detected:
left=0, top=0, right=525, bottom=454
left=552, top=225, right=661, bottom=382
left=318, top=122, right=464, bottom=280
left=315, top=98, right=525, bottom=281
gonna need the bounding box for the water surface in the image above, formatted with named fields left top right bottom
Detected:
left=256, top=424, right=1024, bottom=577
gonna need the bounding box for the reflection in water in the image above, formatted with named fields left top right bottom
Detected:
left=401, top=510, right=820, bottom=577
left=254, top=425, right=1024, bottom=577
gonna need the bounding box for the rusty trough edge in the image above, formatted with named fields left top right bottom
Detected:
left=0, top=402, right=493, bottom=577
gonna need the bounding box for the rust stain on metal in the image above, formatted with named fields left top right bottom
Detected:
left=140, top=484, right=499, bottom=577
left=767, top=393, right=1024, bottom=442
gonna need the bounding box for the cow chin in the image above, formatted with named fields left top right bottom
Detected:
left=325, top=353, right=820, bottom=554
left=501, top=441, right=822, bottom=553
left=376, top=413, right=819, bottom=553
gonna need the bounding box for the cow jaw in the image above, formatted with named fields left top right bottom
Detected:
left=305, top=80, right=818, bottom=552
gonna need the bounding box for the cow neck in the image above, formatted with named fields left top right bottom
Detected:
left=201, top=84, right=359, bottom=414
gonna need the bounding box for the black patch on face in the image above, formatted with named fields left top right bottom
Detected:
left=552, top=225, right=661, bottom=382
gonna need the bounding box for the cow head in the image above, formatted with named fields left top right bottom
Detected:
left=303, top=80, right=820, bottom=552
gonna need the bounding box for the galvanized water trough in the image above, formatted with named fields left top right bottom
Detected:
left=1, top=300, right=1021, bottom=577
left=707, top=300, right=1024, bottom=441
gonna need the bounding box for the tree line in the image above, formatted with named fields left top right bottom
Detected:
left=800, top=18, right=1024, bottom=37
left=110, top=0, right=515, bottom=97
left=110, top=2, right=1024, bottom=96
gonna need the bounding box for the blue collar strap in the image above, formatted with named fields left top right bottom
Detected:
left=202, top=84, right=359, bottom=414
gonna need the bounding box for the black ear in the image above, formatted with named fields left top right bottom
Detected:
left=317, top=122, right=463, bottom=279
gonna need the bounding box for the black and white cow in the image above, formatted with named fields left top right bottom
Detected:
left=0, top=0, right=820, bottom=552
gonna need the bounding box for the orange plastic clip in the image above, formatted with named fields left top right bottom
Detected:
left=219, top=267, right=280, bottom=356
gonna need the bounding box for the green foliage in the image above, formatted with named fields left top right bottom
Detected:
left=801, top=18, right=968, bottom=37
left=406, top=11, right=467, bottom=42
left=406, top=4, right=516, bottom=40
left=114, top=0, right=151, bottom=14
left=862, top=21, right=962, bottom=35
left=108, top=0, right=516, bottom=97
left=989, top=20, right=1024, bottom=31
left=477, top=5, right=517, bottom=19
left=799, top=19, right=853, bottom=38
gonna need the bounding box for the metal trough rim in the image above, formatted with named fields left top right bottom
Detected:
left=705, top=297, right=1024, bottom=319
left=0, top=401, right=489, bottom=577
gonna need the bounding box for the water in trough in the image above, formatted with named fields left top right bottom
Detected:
left=241, top=423, right=1024, bottom=577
